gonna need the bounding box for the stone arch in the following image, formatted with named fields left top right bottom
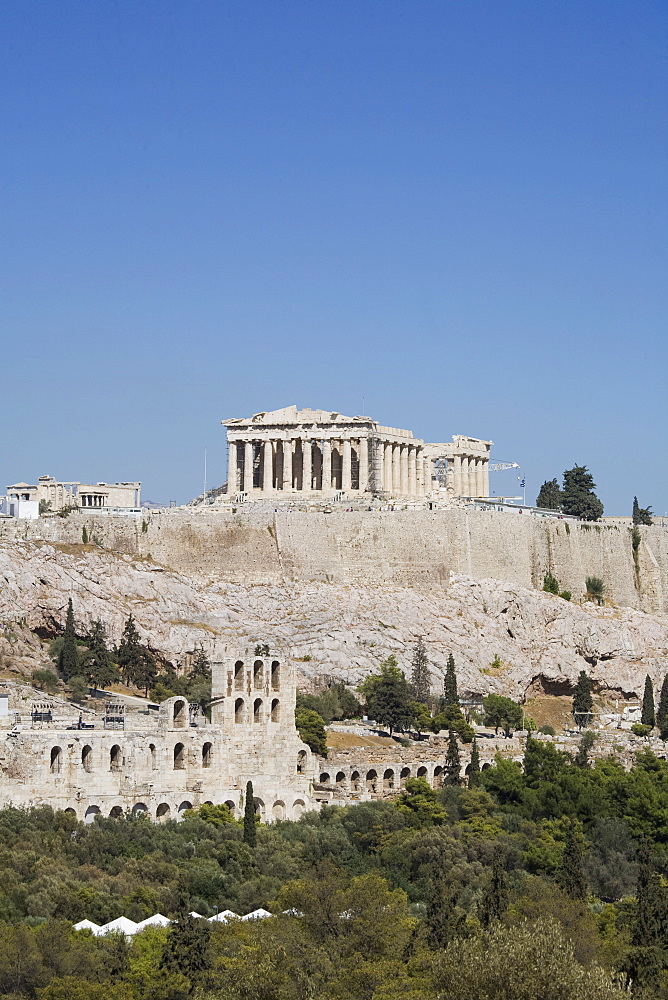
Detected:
left=297, top=750, right=307, bottom=773
left=203, top=800, right=213, bottom=806
left=224, top=799, right=236, bottom=816
left=351, top=770, right=361, bottom=791
left=149, top=743, right=157, bottom=769
left=319, top=772, right=330, bottom=785
left=272, top=800, right=285, bottom=820
left=481, top=762, right=491, bottom=771
left=235, top=697, right=245, bottom=724
left=132, top=802, right=148, bottom=817
left=253, top=697, right=263, bottom=723
left=177, top=800, right=192, bottom=817
left=253, top=660, right=264, bottom=687
left=64, top=807, right=76, bottom=816
left=383, top=768, right=395, bottom=790
left=81, top=745, right=93, bottom=772
left=335, top=771, right=346, bottom=787
left=173, top=699, right=187, bottom=728
left=110, top=745, right=122, bottom=771
left=271, top=698, right=280, bottom=722
left=109, top=805, right=123, bottom=819
left=464, top=763, right=472, bottom=775
left=433, top=765, right=443, bottom=788
left=156, top=803, right=171, bottom=822
left=50, top=746, right=62, bottom=774
left=366, top=769, right=377, bottom=793
left=292, top=798, right=305, bottom=818
left=254, top=798, right=265, bottom=820
left=400, top=766, right=411, bottom=787
left=234, top=660, right=244, bottom=691
left=84, top=805, right=100, bottom=824
left=271, top=660, right=280, bottom=690
left=202, top=742, right=212, bottom=767
left=173, top=743, right=185, bottom=769
left=416, top=765, right=428, bottom=779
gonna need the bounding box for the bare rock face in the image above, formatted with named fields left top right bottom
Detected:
left=1, top=540, right=667, bottom=699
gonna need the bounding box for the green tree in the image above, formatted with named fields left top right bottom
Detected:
left=295, top=707, right=327, bottom=756
left=58, top=599, right=79, bottom=680
left=444, top=729, right=461, bottom=785
left=543, top=572, right=560, bottom=594
left=84, top=621, right=118, bottom=690
left=396, top=776, right=448, bottom=826
left=483, top=694, right=523, bottom=737
left=410, top=637, right=430, bottom=704
left=160, top=896, right=211, bottom=991
left=360, top=657, right=412, bottom=735
left=536, top=479, right=563, bottom=510
left=633, top=496, right=653, bottom=526
left=558, top=822, right=588, bottom=900
left=572, top=671, right=593, bottom=728
left=116, top=615, right=144, bottom=686
left=468, top=738, right=481, bottom=788
left=66, top=675, right=89, bottom=702
left=642, top=674, right=655, bottom=728
left=190, top=646, right=211, bottom=680
left=443, top=653, right=458, bottom=707
left=656, top=675, right=668, bottom=740
left=561, top=465, right=604, bottom=521
left=585, top=576, right=605, bottom=605
left=574, top=729, right=597, bottom=768
left=625, top=842, right=668, bottom=990
left=31, top=669, right=59, bottom=694
left=410, top=701, right=432, bottom=738
left=479, top=849, right=508, bottom=927
left=243, top=780, right=257, bottom=848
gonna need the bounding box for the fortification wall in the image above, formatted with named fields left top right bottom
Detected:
left=2, top=509, right=667, bottom=613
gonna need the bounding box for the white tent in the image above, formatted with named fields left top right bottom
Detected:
left=136, top=913, right=171, bottom=931
left=73, top=919, right=101, bottom=933
left=241, top=908, right=272, bottom=921
left=208, top=909, right=239, bottom=923
left=98, top=916, right=139, bottom=937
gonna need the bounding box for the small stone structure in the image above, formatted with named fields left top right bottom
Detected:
left=223, top=405, right=492, bottom=498
left=6, top=475, right=141, bottom=512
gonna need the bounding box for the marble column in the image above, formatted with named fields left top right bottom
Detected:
left=469, top=458, right=478, bottom=497
left=244, top=441, right=254, bottom=493
left=384, top=442, right=392, bottom=491
left=302, top=438, right=312, bottom=492
left=423, top=455, right=431, bottom=493
left=483, top=460, right=490, bottom=498
left=408, top=446, right=417, bottom=495
left=358, top=437, right=369, bottom=492
left=227, top=441, right=237, bottom=494
left=453, top=454, right=462, bottom=496
left=342, top=439, right=352, bottom=491
left=263, top=440, right=273, bottom=492
left=475, top=459, right=484, bottom=497
left=322, top=439, right=332, bottom=491
left=400, top=445, right=409, bottom=494
left=282, top=439, right=292, bottom=491
left=390, top=444, right=398, bottom=493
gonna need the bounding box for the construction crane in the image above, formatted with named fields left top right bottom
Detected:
left=489, top=461, right=520, bottom=472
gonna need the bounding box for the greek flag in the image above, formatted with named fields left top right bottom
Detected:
left=519, top=478, right=525, bottom=488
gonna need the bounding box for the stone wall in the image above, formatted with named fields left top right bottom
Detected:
left=3, top=509, right=667, bottom=613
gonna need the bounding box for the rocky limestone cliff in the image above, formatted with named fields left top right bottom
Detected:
left=2, top=538, right=667, bottom=700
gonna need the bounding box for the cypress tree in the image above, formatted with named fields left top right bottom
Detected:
left=116, top=615, right=144, bottom=686
left=633, top=497, right=653, bottom=526
left=642, top=675, right=655, bottom=728
left=243, top=780, right=257, bottom=847
left=444, top=729, right=461, bottom=785
left=557, top=822, right=587, bottom=900
left=468, top=738, right=481, bottom=788
left=480, top=850, right=508, bottom=927
left=561, top=465, right=603, bottom=521
left=656, top=675, right=668, bottom=739
left=572, top=671, right=593, bottom=729
left=574, top=729, right=596, bottom=768
left=58, top=598, right=79, bottom=680
left=84, top=620, right=118, bottom=690
left=443, top=653, right=458, bottom=707
left=161, top=894, right=211, bottom=984
left=410, top=637, right=430, bottom=704
left=626, top=842, right=668, bottom=989
left=536, top=479, right=562, bottom=511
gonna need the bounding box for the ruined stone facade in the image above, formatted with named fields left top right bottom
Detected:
left=223, top=405, right=492, bottom=498
left=6, top=476, right=141, bottom=511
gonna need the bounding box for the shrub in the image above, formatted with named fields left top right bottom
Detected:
left=31, top=669, right=59, bottom=694
left=585, top=577, right=605, bottom=605
left=537, top=724, right=556, bottom=736
left=543, top=573, right=560, bottom=595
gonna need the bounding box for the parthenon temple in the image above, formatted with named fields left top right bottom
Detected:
left=222, top=406, right=492, bottom=498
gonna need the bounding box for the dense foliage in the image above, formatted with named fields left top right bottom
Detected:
left=1, top=737, right=668, bottom=996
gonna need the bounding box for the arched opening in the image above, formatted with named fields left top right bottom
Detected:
left=149, top=743, right=157, bottom=769
left=271, top=661, right=280, bottom=691
left=202, top=742, right=212, bottom=767
left=234, top=661, right=244, bottom=691
left=271, top=698, right=280, bottom=722
left=224, top=799, right=236, bottom=816
left=253, top=798, right=265, bottom=819
left=383, top=769, right=394, bottom=791
left=110, top=745, right=122, bottom=771
left=253, top=698, right=263, bottom=723
left=64, top=807, right=76, bottom=816
left=481, top=762, right=491, bottom=771
left=366, top=769, right=377, bottom=793
left=400, top=766, right=411, bottom=787
left=297, top=750, right=307, bottom=773
left=351, top=770, right=361, bottom=791
left=173, top=700, right=187, bottom=728
left=173, top=743, right=185, bottom=769
left=319, top=772, right=330, bottom=785
left=132, top=802, right=148, bottom=817
left=81, top=745, right=92, bottom=772
left=464, top=763, right=472, bottom=775
left=253, top=660, right=264, bottom=687
left=235, top=698, right=245, bottom=724
left=50, top=746, right=62, bottom=774
left=433, top=765, right=443, bottom=788
left=293, top=799, right=305, bottom=818
left=156, top=803, right=171, bottom=822
left=84, top=805, right=100, bottom=824
left=336, top=771, right=346, bottom=787
left=177, top=800, right=192, bottom=817
left=272, top=801, right=285, bottom=820
left=109, top=806, right=123, bottom=819
left=417, top=765, right=428, bottom=779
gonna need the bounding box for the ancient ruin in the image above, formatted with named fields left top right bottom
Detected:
left=223, top=405, right=492, bottom=498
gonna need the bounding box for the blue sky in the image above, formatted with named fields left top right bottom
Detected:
left=2, top=1, right=666, bottom=512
